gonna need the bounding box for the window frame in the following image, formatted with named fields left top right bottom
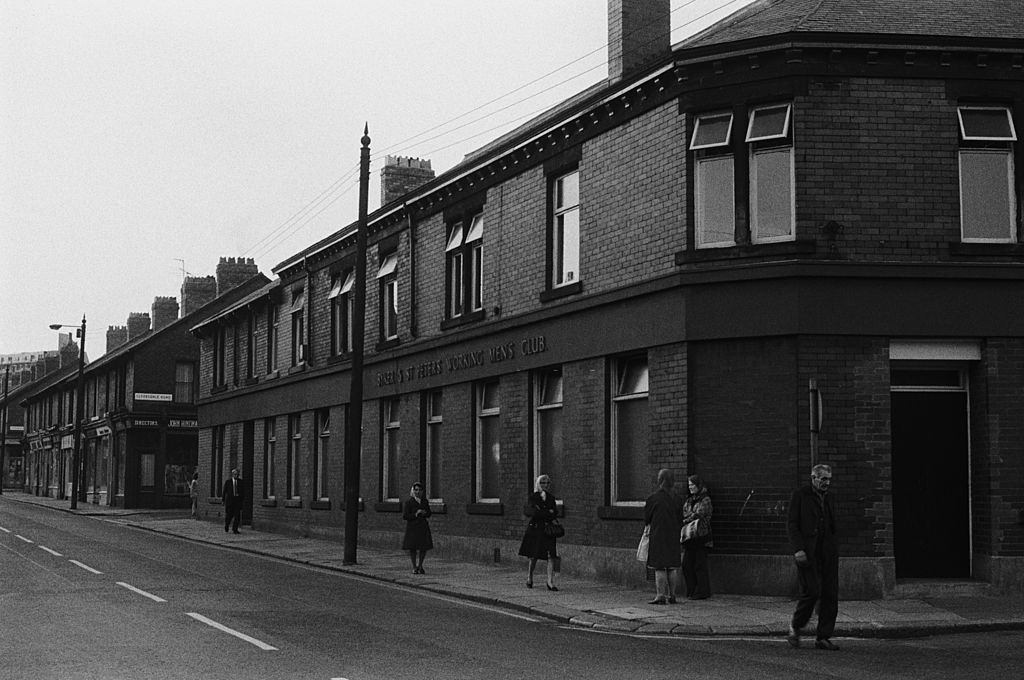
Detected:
left=330, top=270, right=354, bottom=356
left=957, top=105, right=1018, bottom=244
left=213, top=325, right=227, bottom=387
left=314, top=408, right=330, bottom=501
left=174, top=361, right=195, bottom=403
left=425, top=390, right=443, bottom=503
left=290, top=286, right=306, bottom=366
left=533, top=367, right=564, bottom=504
left=474, top=380, right=501, bottom=503
left=267, top=304, right=279, bottom=374
left=263, top=417, right=276, bottom=499
left=610, top=354, right=650, bottom=507
left=382, top=397, right=401, bottom=502
left=377, top=251, right=399, bottom=342
left=445, top=213, right=485, bottom=321
left=287, top=413, right=301, bottom=500
left=551, top=171, right=580, bottom=289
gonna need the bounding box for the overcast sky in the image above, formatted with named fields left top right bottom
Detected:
left=1, top=0, right=753, bottom=357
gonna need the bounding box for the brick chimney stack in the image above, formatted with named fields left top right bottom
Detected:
left=106, top=326, right=128, bottom=353
left=608, top=0, right=671, bottom=83
left=181, top=275, right=217, bottom=316
left=380, top=156, right=435, bottom=207
left=151, top=296, right=180, bottom=331
left=126, top=312, right=151, bottom=341
left=216, top=257, right=259, bottom=296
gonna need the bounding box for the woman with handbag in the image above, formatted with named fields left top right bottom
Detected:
left=517, top=474, right=561, bottom=591
left=681, top=474, right=713, bottom=600
left=644, top=468, right=685, bottom=604
left=401, top=482, right=433, bottom=574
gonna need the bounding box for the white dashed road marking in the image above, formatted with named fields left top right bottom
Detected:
left=15, top=534, right=33, bottom=543
left=117, top=582, right=167, bottom=603
left=186, top=613, right=278, bottom=651
left=69, top=559, right=103, bottom=574
left=38, top=545, right=63, bottom=557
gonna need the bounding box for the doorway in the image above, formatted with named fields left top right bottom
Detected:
left=890, top=372, right=971, bottom=578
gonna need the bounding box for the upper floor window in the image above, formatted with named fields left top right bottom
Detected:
left=213, top=326, right=227, bottom=387
left=246, top=309, right=257, bottom=379
left=330, top=270, right=354, bottom=356
left=290, top=287, right=306, bottom=366
left=957, top=106, right=1017, bottom=242
left=690, top=103, right=794, bottom=249
left=174, top=362, right=195, bottom=403
left=377, top=251, right=399, bottom=341
left=445, top=214, right=484, bottom=320
left=610, top=354, right=649, bottom=505
left=551, top=172, right=580, bottom=288
left=267, top=304, right=279, bottom=374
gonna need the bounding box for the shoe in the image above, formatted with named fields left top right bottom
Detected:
left=546, top=584, right=558, bottom=591
left=526, top=581, right=533, bottom=589
left=416, top=567, right=425, bottom=574
left=648, top=598, right=668, bottom=605
left=668, top=597, right=677, bottom=604
left=787, top=626, right=800, bottom=648
left=815, top=639, right=840, bottom=651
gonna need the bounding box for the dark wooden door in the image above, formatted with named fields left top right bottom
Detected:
left=891, top=392, right=970, bottom=578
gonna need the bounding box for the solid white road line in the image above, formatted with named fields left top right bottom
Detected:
left=15, top=534, right=33, bottom=543
left=186, top=613, right=278, bottom=651
left=116, top=582, right=167, bottom=603
left=68, top=559, right=103, bottom=574
left=0, top=526, right=10, bottom=533
left=38, top=545, right=63, bottom=557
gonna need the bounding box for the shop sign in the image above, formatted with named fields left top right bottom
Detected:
left=10, top=425, right=24, bottom=432
left=376, top=334, right=549, bottom=387
left=95, top=425, right=112, bottom=437
left=61, top=435, right=74, bottom=449
left=135, top=393, right=172, bottom=402
left=132, top=419, right=159, bottom=428
left=168, top=418, right=198, bottom=429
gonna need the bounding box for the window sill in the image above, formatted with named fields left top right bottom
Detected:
left=266, top=370, right=280, bottom=380
left=327, top=354, right=350, bottom=366
left=440, top=308, right=486, bottom=331
left=375, top=338, right=401, bottom=352
left=948, top=242, right=1024, bottom=257
left=210, top=385, right=228, bottom=395
left=466, top=502, right=504, bottom=515
left=675, top=238, right=815, bottom=265
left=428, top=502, right=447, bottom=514
left=259, top=498, right=278, bottom=508
left=207, top=497, right=222, bottom=505
left=310, top=500, right=331, bottom=511
left=244, top=376, right=260, bottom=387
left=539, top=281, right=582, bottom=303
left=374, top=501, right=402, bottom=512
left=597, top=505, right=644, bottom=520
left=288, top=363, right=307, bottom=376
left=284, top=498, right=302, bottom=508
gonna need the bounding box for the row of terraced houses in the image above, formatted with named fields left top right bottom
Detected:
left=11, top=0, right=1024, bottom=597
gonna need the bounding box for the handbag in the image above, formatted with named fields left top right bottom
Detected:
left=544, top=519, right=565, bottom=538
left=636, top=525, right=650, bottom=562
left=680, top=517, right=709, bottom=543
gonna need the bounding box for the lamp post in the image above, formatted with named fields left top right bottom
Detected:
left=0, top=364, right=9, bottom=495
left=50, top=315, right=86, bottom=509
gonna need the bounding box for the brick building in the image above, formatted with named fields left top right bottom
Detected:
left=19, top=260, right=266, bottom=508
left=192, top=0, right=1024, bottom=596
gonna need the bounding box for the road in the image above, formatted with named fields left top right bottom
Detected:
left=1, top=497, right=1022, bottom=679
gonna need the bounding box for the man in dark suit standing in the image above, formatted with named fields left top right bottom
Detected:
left=222, top=468, right=244, bottom=534
left=786, top=463, right=839, bottom=651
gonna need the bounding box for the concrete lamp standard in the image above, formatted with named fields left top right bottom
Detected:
left=49, top=316, right=86, bottom=509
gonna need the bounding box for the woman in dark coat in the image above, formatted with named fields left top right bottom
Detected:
left=517, top=474, right=560, bottom=591
left=643, top=468, right=685, bottom=604
left=401, top=482, right=433, bottom=574
left=681, top=474, right=713, bottom=600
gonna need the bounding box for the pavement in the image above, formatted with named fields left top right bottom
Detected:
left=6, top=491, right=1024, bottom=641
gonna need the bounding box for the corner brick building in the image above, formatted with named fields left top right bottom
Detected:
left=193, top=0, right=1024, bottom=596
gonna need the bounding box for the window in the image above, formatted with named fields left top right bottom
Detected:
left=174, top=362, right=195, bottom=403
left=267, top=305, right=279, bottom=373
left=377, top=251, right=399, bottom=341
left=290, top=287, right=306, bottom=366
left=287, top=413, right=301, bottom=499
left=747, top=104, right=794, bottom=243
left=611, top=355, right=649, bottom=505
left=314, top=409, right=330, bottom=500
left=957, top=106, right=1017, bottom=242
left=551, top=171, right=580, bottom=288
left=425, top=390, right=443, bottom=501
left=534, top=367, right=564, bottom=496
left=263, top=418, right=276, bottom=499
left=246, top=309, right=257, bottom=379
left=213, top=326, right=227, bottom=387
left=210, top=425, right=225, bottom=497
left=475, top=381, right=501, bottom=502
left=330, top=270, right=354, bottom=356
left=690, top=103, right=794, bottom=248
left=383, top=398, right=401, bottom=501
left=445, top=213, right=484, bottom=320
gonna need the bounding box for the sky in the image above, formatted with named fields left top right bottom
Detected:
left=1, top=0, right=754, bottom=358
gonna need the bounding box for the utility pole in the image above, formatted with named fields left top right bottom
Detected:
left=343, top=125, right=370, bottom=565
left=0, top=364, right=9, bottom=495
left=71, top=315, right=87, bottom=509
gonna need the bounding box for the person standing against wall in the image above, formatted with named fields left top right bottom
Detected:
left=643, top=469, right=684, bottom=605
left=222, top=468, right=244, bottom=534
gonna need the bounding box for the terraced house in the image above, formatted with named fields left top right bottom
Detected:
left=192, top=0, right=1024, bottom=596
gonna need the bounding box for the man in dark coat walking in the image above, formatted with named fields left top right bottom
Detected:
left=222, top=468, right=244, bottom=534
left=786, top=463, right=839, bottom=651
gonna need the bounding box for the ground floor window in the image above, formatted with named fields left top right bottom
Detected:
left=475, top=380, right=501, bottom=502
left=611, top=354, right=649, bottom=504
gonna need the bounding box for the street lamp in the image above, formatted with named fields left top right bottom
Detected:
left=50, top=315, right=86, bottom=510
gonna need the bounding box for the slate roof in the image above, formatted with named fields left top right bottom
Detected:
left=683, top=0, right=1024, bottom=48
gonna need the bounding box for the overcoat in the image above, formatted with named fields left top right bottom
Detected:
left=643, top=488, right=684, bottom=569
left=401, top=496, right=433, bottom=551
left=518, top=491, right=558, bottom=560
